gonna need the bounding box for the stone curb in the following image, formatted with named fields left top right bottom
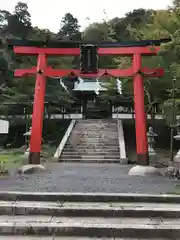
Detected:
left=0, top=192, right=180, bottom=203
left=0, top=223, right=179, bottom=238
left=0, top=203, right=180, bottom=218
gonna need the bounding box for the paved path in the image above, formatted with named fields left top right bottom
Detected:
left=0, top=163, right=178, bottom=193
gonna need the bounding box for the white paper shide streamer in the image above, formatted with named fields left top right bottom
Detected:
left=95, top=78, right=101, bottom=95
left=59, top=78, right=69, bottom=93
left=78, top=77, right=84, bottom=84
left=116, top=78, right=122, bottom=94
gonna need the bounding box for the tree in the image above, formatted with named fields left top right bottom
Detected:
left=83, top=22, right=115, bottom=41
left=0, top=10, right=11, bottom=33
left=58, top=13, right=81, bottom=40
left=6, top=2, right=32, bottom=38
left=109, top=9, right=154, bottom=42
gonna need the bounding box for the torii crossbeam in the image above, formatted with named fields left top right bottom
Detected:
left=8, top=38, right=170, bottom=165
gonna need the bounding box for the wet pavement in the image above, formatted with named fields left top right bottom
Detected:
left=0, top=163, right=178, bottom=194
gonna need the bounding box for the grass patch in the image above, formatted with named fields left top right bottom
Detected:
left=0, top=144, right=57, bottom=172
left=0, top=149, right=26, bottom=171
left=41, top=144, right=57, bottom=162
left=167, top=185, right=180, bottom=195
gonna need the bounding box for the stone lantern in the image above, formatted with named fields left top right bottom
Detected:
left=147, top=127, right=158, bottom=165
left=23, top=126, right=31, bottom=155
left=173, top=129, right=180, bottom=168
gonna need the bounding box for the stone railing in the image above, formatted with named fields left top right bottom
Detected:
left=117, top=119, right=127, bottom=164
left=54, top=120, right=76, bottom=158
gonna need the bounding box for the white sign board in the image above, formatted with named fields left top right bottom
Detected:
left=0, top=120, right=9, bottom=134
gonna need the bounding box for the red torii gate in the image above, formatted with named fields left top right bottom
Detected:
left=8, top=39, right=169, bottom=165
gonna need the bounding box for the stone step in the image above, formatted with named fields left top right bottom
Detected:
left=78, top=139, right=119, bottom=142
left=74, top=129, right=118, bottom=131
left=62, top=150, right=120, bottom=153
left=1, top=192, right=179, bottom=203
left=0, top=215, right=179, bottom=238
left=71, top=129, right=117, bottom=131
left=64, top=148, right=120, bottom=151
left=75, top=124, right=117, bottom=126
left=71, top=137, right=118, bottom=140
left=63, top=150, right=119, bottom=153
left=77, top=139, right=118, bottom=141
left=77, top=135, right=118, bottom=137
left=76, top=142, right=119, bottom=145
left=66, top=144, right=119, bottom=146
left=75, top=123, right=117, bottom=124
left=74, top=133, right=118, bottom=135
left=76, top=129, right=118, bottom=131
left=63, top=148, right=120, bottom=152
left=59, top=159, right=121, bottom=163
left=67, top=141, right=118, bottom=143
left=0, top=201, right=180, bottom=218
left=79, top=136, right=118, bottom=138
left=61, top=153, right=120, bottom=156
left=75, top=125, right=117, bottom=127
left=61, top=154, right=119, bottom=160
left=64, top=144, right=119, bottom=152
left=76, top=136, right=118, bottom=138
left=59, top=156, right=120, bottom=162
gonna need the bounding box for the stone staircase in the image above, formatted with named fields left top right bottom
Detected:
left=0, top=191, right=179, bottom=238
left=59, top=119, right=121, bottom=163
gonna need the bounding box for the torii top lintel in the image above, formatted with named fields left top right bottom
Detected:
left=7, top=38, right=171, bottom=56
left=9, top=38, right=171, bottom=78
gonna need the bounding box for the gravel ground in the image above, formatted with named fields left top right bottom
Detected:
left=0, top=163, right=178, bottom=193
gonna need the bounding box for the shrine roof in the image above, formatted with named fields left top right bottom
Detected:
left=73, top=78, right=107, bottom=92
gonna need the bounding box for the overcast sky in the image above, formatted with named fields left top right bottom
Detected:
left=0, top=0, right=173, bottom=33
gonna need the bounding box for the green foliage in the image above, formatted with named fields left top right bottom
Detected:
left=57, top=13, right=81, bottom=40
left=0, top=1, right=179, bottom=126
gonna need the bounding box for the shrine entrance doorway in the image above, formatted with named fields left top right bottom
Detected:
left=84, top=99, right=111, bottom=119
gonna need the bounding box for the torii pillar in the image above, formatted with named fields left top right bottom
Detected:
left=133, top=53, right=149, bottom=166
left=129, top=54, right=161, bottom=176
left=29, top=54, right=47, bottom=164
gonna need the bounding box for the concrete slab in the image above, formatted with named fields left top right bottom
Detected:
left=128, top=165, right=161, bottom=177
left=18, top=164, right=45, bottom=174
